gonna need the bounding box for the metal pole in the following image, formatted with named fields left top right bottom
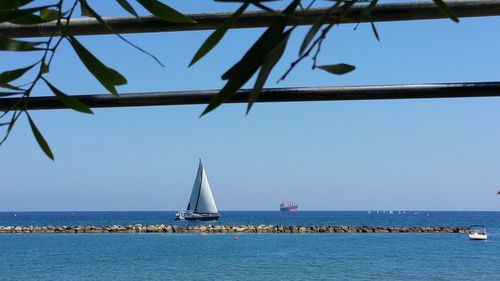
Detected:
left=1, top=82, right=499, bottom=111
left=1, top=1, right=500, bottom=38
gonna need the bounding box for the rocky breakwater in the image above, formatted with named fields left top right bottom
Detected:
left=0, top=225, right=467, bottom=234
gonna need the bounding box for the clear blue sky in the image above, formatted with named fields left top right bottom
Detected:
left=1, top=1, right=500, bottom=211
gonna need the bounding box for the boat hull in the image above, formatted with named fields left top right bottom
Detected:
left=184, top=215, right=220, bottom=221
left=280, top=207, right=298, bottom=212
left=468, top=233, right=487, bottom=240
left=175, top=212, right=220, bottom=221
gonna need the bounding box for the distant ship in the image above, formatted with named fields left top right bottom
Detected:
left=280, top=201, right=298, bottom=212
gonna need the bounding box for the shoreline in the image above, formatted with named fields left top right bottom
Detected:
left=0, top=225, right=468, bottom=234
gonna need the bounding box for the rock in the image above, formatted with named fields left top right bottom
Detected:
left=146, top=225, right=157, bottom=232
left=442, top=227, right=453, bottom=233
left=0, top=224, right=471, bottom=235
left=256, top=225, right=266, bottom=232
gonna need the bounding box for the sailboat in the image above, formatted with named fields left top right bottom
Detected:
left=175, top=160, right=220, bottom=221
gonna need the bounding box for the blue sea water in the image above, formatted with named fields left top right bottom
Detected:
left=0, top=211, right=499, bottom=280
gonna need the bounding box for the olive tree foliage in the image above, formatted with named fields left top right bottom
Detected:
left=0, top=0, right=457, bottom=160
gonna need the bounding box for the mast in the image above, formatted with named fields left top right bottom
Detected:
left=194, top=160, right=203, bottom=212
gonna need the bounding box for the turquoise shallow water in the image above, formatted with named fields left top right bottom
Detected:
left=0, top=211, right=499, bottom=280
left=1, top=233, right=499, bottom=280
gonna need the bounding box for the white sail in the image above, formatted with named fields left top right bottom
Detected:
left=186, top=160, right=218, bottom=214
left=186, top=162, right=202, bottom=211
left=195, top=164, right=218, bottom=214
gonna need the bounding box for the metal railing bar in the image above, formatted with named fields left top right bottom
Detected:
left=1, top=81, right=499, bottom=111
left=1, top=1, right=500, bottom=38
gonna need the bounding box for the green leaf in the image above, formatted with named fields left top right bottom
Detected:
left=116, top=0, right=138, bottom=17
left=220, top=28, right=283, bottom=81
left=40, top=8, right=59, bottom=21
left=358, top=1, right=380, bottom=42
left=40, top=62, right=49, bottom=74
left=79, top=1, right=111, bottom=30
left=202, top=0, right=299, bottom=116
left=80, top=2, right=92, bottom=17
left=190, top=2, right=249, bottom=67
left=0, top=0, right=33, bottom=10
left=9, top=14, right=45, bottom=24
left=0, top=91, right=22, bottom=97
left=0, top=5, right=50, bottom=23
left=433, top=0, right=459, bottom=22
left=318, top=63, right=355, bottom=75
left=299, top=4, right=339, bottom=55
left=201, top=69, right=256, bottom=117
left=67, top=35, right=126, bottom=96
left=9, top=8, right=59, bottom=24
left=7, top=110, right=20, bottom=132
left=222, top=0, right=299, bottom=80
left=27, top=113, right=54, bottom=160
left=80, top=0, right=164, bottom=67
left=248, top=30, right=290, bottom=114
left=0, top=64, right=35, bottom=83
left=0, top=83, right=22, bottom=90
left=370, top=21, right=379, bottom=42
left=45, top=80, right=93, bottom=114
left=137, top=0, right=196, bottom=23
left=0, top=36, right=43, bottom=51
left=364, top=0, right=378, bottom=14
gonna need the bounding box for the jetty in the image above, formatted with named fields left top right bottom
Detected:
left=0, top=225, right=467, bottom=234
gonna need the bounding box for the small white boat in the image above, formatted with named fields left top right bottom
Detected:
left=175, top=160, right=220, bottom=221
left=468, top=225, right=487, bottom=240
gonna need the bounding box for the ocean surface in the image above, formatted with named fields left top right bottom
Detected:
left=1, top=211, right=499, bottom=280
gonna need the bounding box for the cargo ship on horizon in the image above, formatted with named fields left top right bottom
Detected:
left=280, top=201, right=298, bottom=212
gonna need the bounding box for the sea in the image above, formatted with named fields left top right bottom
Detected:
left=0, top=211, right=499, bottom=280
